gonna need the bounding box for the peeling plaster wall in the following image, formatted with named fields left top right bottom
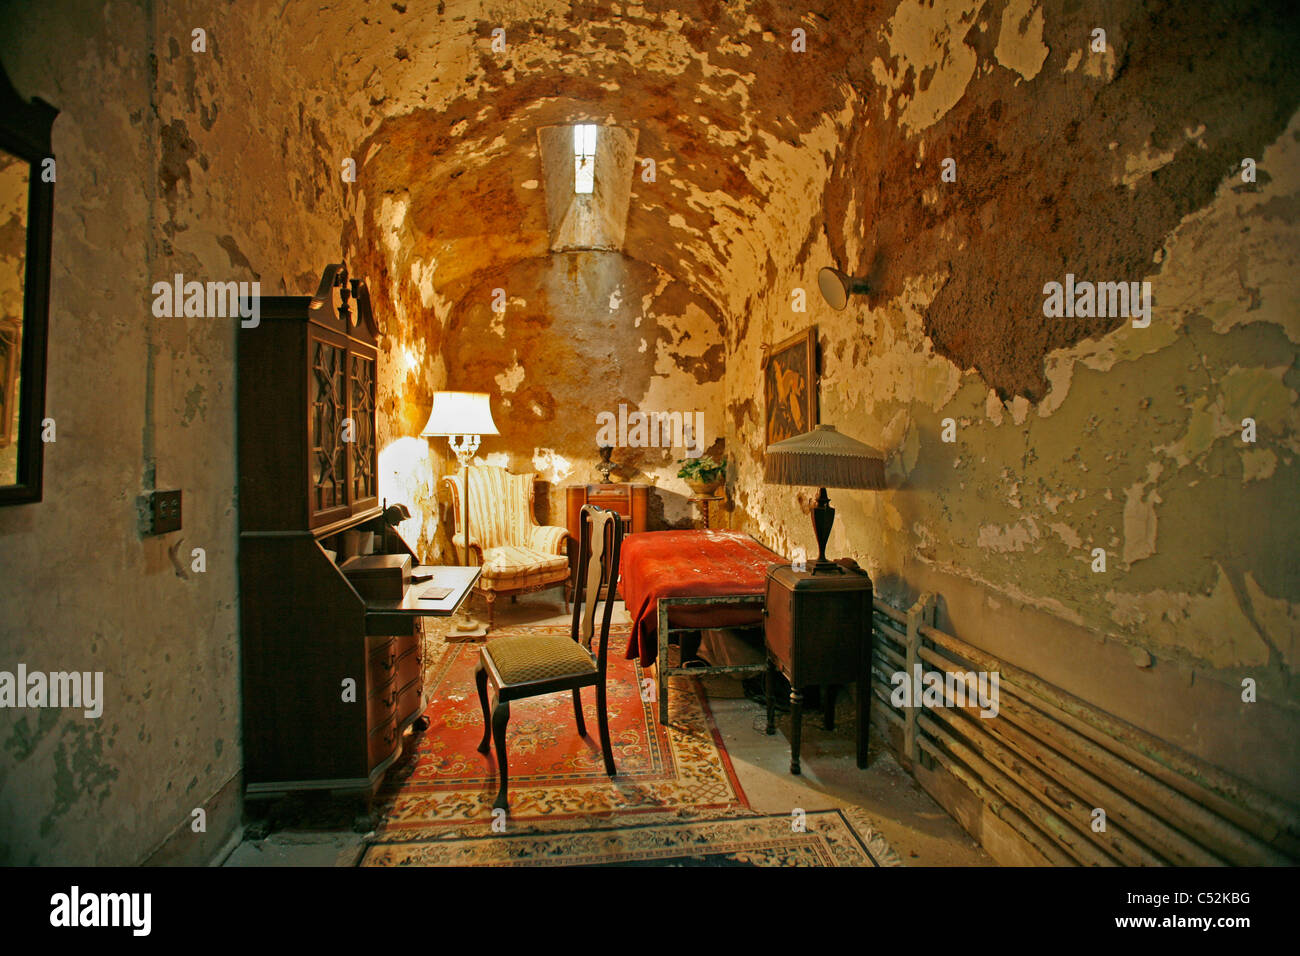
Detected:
left=0, top=0, right=355, bottom=863
left=727, top=1, right=1300, bottom=801
left=1, top=0, right=1296, bottom=860
left=442, top=252, right=725, bottom=534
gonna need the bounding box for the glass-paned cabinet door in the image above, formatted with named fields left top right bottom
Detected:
left=349, top=351, right=377, bottom=506
left=310, top=336, right=347, bottom=520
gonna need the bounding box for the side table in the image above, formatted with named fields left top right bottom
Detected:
left=763, top=562, right=873, bottom=774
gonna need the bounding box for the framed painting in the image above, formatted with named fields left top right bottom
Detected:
left=0, top=61, right=57, bottom=505
left=762, top=326, right=818, bottom=448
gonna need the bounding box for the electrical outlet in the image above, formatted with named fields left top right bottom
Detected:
left=146, top=489, right=182, bottom=535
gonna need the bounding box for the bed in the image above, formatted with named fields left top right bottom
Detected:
left=619, top=529, right=785, bottom=723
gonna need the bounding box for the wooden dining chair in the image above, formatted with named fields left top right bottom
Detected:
left=474, top=504, right=625, bottom=811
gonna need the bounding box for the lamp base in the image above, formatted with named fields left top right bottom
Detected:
left=445, top=615, right=487, bottom=642
left=809, top=487, right=843, bottom=573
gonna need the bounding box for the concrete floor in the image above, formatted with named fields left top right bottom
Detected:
left=224, top=591, right=991, bottom=867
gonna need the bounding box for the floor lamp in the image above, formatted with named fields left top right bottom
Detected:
left=764, top=425, right=886, bottom=573
left=422, top=391, right=499, bottom=632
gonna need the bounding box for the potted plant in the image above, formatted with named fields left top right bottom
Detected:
left=678, top=455, right=727, bottom=496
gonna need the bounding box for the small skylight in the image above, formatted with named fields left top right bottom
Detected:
left=573, top=124, right=597, bottom=194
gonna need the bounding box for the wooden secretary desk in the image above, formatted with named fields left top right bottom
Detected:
left=238, top=265, right=477, bottom=817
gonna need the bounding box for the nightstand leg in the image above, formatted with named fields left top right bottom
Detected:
left=764, top=659, right=776, bottom=735
left=789, top=688, right=803, bottom=775
left=857, top=668, right=870, bottom=770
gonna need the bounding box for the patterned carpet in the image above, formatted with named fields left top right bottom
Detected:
left=363, top=620, right=901, bottom=866
left=370, top=623, right=748, bottom=840
left=362, top=806, right=901, bottom=867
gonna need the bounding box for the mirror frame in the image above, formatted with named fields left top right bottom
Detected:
left=0, top=60, right=57, bottom=506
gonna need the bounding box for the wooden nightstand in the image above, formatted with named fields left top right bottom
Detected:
left=566, top=483, right=648, bottom=595
left=763, top=563, right=873, bottom=775
left=566, top=483, right=648, bottom=540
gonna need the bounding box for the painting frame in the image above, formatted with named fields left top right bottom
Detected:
left=762, top=326, right=819, bottom=450
left=0, top=61, right=57, bottom=506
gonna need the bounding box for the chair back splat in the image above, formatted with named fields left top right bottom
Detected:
left=473, top=502, right=624, bottom=811
left=572, top=505, right=623, bottom=670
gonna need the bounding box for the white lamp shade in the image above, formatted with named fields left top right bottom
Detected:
left=420, top=391, right=499, bottom=437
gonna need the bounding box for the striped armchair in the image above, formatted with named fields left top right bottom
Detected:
left=443, top=464, right=572, bottom=628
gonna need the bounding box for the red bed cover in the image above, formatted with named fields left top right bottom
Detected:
left=620, top=529, right=784, bottom=666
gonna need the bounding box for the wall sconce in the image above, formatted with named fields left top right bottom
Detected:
left=817, top=266, right=871, bottom=311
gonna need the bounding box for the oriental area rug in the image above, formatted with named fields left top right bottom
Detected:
left=368, top=623, right=749, bottom=841
left=361, top=806, right=902, bottom=867
left=363, top=621, right=902, bottom=866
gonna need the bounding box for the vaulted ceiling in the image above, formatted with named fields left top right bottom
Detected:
left=252, top=0, right=1298, bottom=398
left=322, top=1, right=880, bottom=333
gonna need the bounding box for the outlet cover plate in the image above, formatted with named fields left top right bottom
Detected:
left=147, top=489, right=182, bottom=534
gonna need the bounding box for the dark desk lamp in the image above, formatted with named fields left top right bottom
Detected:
left=764, top=424, right=886, bottom=574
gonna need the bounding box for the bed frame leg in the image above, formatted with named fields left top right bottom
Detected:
left=658, top=602, right=670, bottom=725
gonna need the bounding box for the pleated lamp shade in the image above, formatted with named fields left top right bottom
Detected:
left=764, top=424, right=885, bottom=489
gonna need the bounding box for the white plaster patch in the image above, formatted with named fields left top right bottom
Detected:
left=1104, top=566, right=1270, bottom=669
left=1241, top=447, right=1277, bottom=482
left=378, top=193, right=410, bottom=257
left=984, top=389, right=1005, bottom=424
left=521, top=179, right=539, bottom=189
left=1122, top=482, right=1160, bottom=565
left=410, top=257, right=438, bottom=308
left=1084, top=44, right=1117, bottom=81
left=495, top=354, right=525, bottom=395
left=1120, top=140, right=1179, bottom=188
left=1049, top=522, right=1082, bottom=550
left=1009, top=395, right=1030, bottom=425
left=994, top=0, right=1048, bottom=82
left=532, top=447, right=573, bottom=484
left=877, top=0, right=986, bottom=135
left=977, top=518, right=1039, bottom=552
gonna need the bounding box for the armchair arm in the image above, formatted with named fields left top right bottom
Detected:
left=451, top=531, right=485, bottom=566
left=529, top=524, right=570, bottom=556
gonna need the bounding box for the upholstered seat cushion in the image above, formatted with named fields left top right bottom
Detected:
left=486, top=633, right=596, bottom=685
left=478, top=545, right=570, bottom=591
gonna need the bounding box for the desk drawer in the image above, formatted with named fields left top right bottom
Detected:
left=367, top=675, right=399, bottom=732
left=368, top=637, right=398, bottom=681
left=395, top=678, right=423, bottom=726
left=396, top=643, right=421, bottom=690
left=368, top=715, right=400, bottom=771
left=587, top=494, right=631, bottom=515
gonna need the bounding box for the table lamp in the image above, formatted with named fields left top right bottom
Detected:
left=421, top=391, right=499, bottom=630
left=764, top=424, right=886, bottom=574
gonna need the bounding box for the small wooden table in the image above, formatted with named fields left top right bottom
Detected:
left=763, top=563, right=873, bottom=774
left=688, top=494, right=724, bottom=529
